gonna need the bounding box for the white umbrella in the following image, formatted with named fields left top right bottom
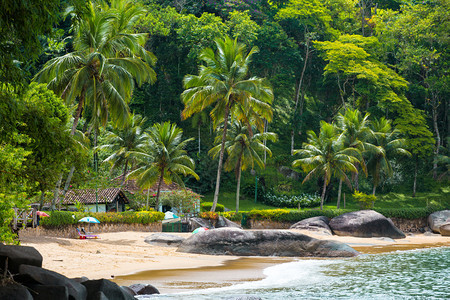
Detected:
left=78, top=216, right=100, bottom=233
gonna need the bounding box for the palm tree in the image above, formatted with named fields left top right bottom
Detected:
left=293, top=121, right=359, bottom=210
left=335, top=108, right=376, bottom=207
left=368, top=117, right=410, bottom=195
left=209, top=121, right=277, bottom=212
left=96, top=113, right=148, bottom=186
left=181, top=36, right=273, bottom=211
left=34, top=0, right=156, bottom=133
left=128, top=122, right=199, bottom=210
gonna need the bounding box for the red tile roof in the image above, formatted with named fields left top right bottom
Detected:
left=62, top=188, right=129, bottom=205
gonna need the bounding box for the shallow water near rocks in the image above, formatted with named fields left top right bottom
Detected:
left=132, top=247, right=449, bottom=299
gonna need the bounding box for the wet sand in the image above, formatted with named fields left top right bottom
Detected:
left=20, top=230, right=450, bottom=294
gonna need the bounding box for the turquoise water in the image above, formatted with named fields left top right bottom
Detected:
left=138, top=247, right=450, bottom=300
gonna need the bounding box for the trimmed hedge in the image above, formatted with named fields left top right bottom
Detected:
left=40, top=210, right=165, bottom=228
left=209, top=205, right=448, bottom=224
left=201, top=202, right=225, bottom=212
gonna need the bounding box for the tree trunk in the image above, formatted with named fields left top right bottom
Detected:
left=320, top=176, right=327, bottom=210
left=291, top=36, right=310, bottom=155
left=39, top=188, right=45, bottom=209
left=121, top=159, right=128, bottom=186
left=211, top=104, right=230, bottom=212
left=337, top=179, right=343, bottom=209
left=413, top=157, right=418, bottom=198
left=372, top=185, right=376, bottom=196
left=236, top=160, right=242, bottom=213
left=71, top=88, right=86, bottom=135
left=61, top=166, right=75, bottom=200
left=52, top=174, right=63, bottom=211
left=431, top=96, right=440, bottom=179
left=156, top=169, right=165, bottom=211
left=198, top=124, right=201, bottom=155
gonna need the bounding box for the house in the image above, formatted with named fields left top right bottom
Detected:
left=62, top=188, right=129, bottom=212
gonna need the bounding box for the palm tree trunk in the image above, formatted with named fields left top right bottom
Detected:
left=52, top=174, right=63, bottom=211
left=156, top=169, right=165, bottom=211
left=236, top=160, right=242, bottom=213
left=121, top=159, right=128, bottom=186
left=71, top=88, right=86, bottom=135
left=320, top=177, right=327, bottom=210
left=372, top=185, right=376, bottom=196
left=61, top=166, right=75, bottom=200
left=337, top=179, right=343, bottom=209
left=431, top=95, right=440, bottom=179
left=211, top=104, right=230, bottom=212
left=413, top=157, right=418, bottom=198
left=198, top=124, right=201, bottom=155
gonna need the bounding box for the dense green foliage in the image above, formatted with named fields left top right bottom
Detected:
left=40, top=210, right=165, bottom=227
left=201, top=202, right=225, bottom=212
left=1, top=0, right=449, bottom=241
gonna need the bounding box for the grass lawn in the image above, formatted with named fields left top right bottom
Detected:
left=202, top=187, right=449, bottom=212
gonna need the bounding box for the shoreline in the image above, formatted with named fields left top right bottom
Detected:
left=20, top=230, right=450, bottom=293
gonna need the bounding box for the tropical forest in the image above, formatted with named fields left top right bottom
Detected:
left=1, top=0, right=449, bottom=243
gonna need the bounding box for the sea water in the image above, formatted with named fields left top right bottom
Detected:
left=137, top=247, right=450, bottom=300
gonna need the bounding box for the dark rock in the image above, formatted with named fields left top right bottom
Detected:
left=0, top=245, right=43, bottom=275
left=215, top=216, right=242, bottom=229
left=82, top=279, right=135, bottom=300
left=0, top=283, right=33, bottom=300
left=329, top=210, right=406, bottom=239
left=71, top=276, right=90, bottom=283
left=278, top=166, right=299, bottom=180
left=189, top=217, right=214, bottom=230
left=144, top=233, right=185, bottom=247
left=177, top=228, right=358, bottom=257
left=120, top=286, right=137, bottom=296
left=16, top=264, right=87, bottom=300
left=28, top=284, right=69, bottom=300
left=428, top=210, right=450, bottom=233
left=129, top=283, right=160, bottom=295
left=290, top=216, right=332, bottom=235
left=439, top=223, right=450, bottom=236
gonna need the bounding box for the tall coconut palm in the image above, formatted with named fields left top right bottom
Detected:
left=96, top=113, right=148, bottom=186
left=209, top=121, right=277, bottom=212
left=128, top=122, right=199, bottom=210
left=34, top=0, right=156, bottom=133
left=368, top=117, right=410, bottom=195
left=293, top=121, right=359, bottom=210
left=335, top=108, right=376, bottom=207
left=181, top=36, right=273, bottom=211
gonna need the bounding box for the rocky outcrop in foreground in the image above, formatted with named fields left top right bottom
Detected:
left=144, top=233, right=185, bottom=247
left=428, top=210, right=450, bottom=234
left=290, top=216, right=333, bottom=235
left=329, top=210, right=406, bottom=239
left=177, top=227, right=359, bottom=257
left=0, top=244, right=159, bottom=300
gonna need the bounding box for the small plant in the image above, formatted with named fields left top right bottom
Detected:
left=353, top=191, right=377, bottom=209
left=74, top=200, right=87, bottom=212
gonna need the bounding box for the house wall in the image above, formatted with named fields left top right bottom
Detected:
left=67, top=204, right=107, bottom=212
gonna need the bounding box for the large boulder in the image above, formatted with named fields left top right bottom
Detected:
left=16, top=264, right=87, bottom=300
left=28, top=284, right=69, bottom=300
left=216, top=216, right=242, bottom=229
left=428, top=210, right=450, bottom=233
left=0, top=245, right=43, bottom=274
left=82, top=279, right=135, bottom=300
left=144, top=233, right=185, bottom=247
left=439, top=223, right=450, bottom=236
left=329, top=210, right=405, bottom=239
left=129, top=283, right=160, bottom=295
left=177, top=228, right=358, bottom=257
left=290, top=216, right=332, bottom=235
left=0, top=284, right=33, bottom=300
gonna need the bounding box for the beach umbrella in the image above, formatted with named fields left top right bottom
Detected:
left=36, top=211, right=50, bottom=217
left=192, top=227, right=208, bottom=234
left=78, top=216, right=100, bottom=233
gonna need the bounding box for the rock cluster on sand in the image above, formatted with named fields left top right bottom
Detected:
left=428, top=210, right=450, bottom=235
left=144, top=233, right=185, bottom=247
left=329, top=210, right=406, bottom=239
left=0, top=244, right=159, bottom=300
left=177, top=227, right=359, bottom=257
left=190, top=216, right=242, bottom=230
left=290, top=216, right=333, bottom=235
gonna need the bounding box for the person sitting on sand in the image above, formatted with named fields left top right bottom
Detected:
left=81, top=227, right=87, bottom=235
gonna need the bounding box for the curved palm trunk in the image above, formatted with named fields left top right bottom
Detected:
left=320, top=176, right=327, bottom=211
left=121, top=159, right=129, bottom=186
left=372, top=185, right=376, bottom=196
left=337, top=179, right=343, bottom=209
left=211, top=104, right=230, bottom=212
left=236, top=159, right=242, bottom=213
left=71, top=88, right=86, bottom=135
left=155, top=169, right=165, bottom=211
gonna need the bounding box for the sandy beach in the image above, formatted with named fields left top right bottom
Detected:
left=20, top=231, right=450, bottom=293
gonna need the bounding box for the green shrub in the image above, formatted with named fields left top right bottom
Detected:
left=220, top=211, right=243, bottom=221
left=40, top=211, right=165, bottom=227
left=353, top=191, right=376, bottom=209
left=201, top=202, right=224, bottom=212
left=262, top=192, right=321, bottom=209
left=375, top=205, right=446, bottom=219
